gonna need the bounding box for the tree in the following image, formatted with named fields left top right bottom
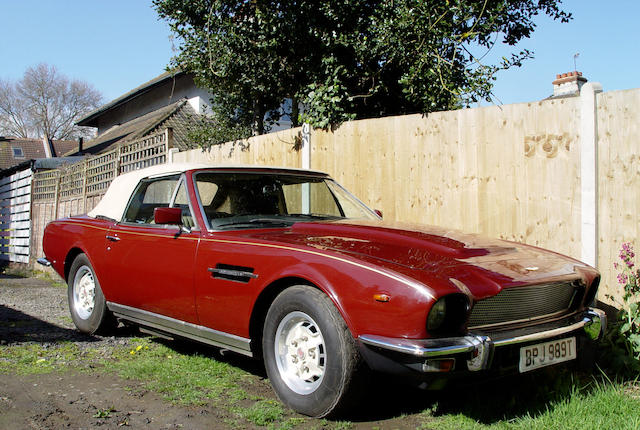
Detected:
left=154, top=0, right=571, bottom=142
left=0, top=63, right=103, bottom=140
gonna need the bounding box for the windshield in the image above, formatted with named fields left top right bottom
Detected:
left=193, top=171, right=379, bottom=230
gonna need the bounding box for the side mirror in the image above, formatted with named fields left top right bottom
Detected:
left=374, top=209, right=383, bottom=219
left=154, top=207, right=183, bottom=225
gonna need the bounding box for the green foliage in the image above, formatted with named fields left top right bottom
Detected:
left=185, top=106, right=253, bottom=148
left=0, top=342, right=95, bottom=374
left=418, top=375, right=640, bottom=430
left=153, top=0, right=571, bottom=138
left=603, top=242, right=640, bottom=374
left=110, top=338, right=251, bottom=405
left=92, top=407, right=114, bottom=419
left=233, top=399, right=284, bottom=426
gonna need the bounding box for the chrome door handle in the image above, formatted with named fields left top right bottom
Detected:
left=106, top=235, right=120, bottom=242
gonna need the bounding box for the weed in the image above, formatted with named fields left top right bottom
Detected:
left=0, top=342, right=82, bottom=374
left=234, top=399, right=284, bottom=426
left=602, top=242, right=640, bottom=375
left=107, top=338, right=251, bottom=406
left=93, top=407, right=115, bottom=418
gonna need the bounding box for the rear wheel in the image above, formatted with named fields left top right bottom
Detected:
left=262, top=285, right=362, bottom=417
left=68, top=253, right=116, bottom=334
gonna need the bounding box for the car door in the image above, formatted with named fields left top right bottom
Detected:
left=101, top=174, right=200, bottom=324
left=190, top=171, right=279, bottom=338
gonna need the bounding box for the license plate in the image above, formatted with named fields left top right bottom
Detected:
left=519, top=337, right=576, bottom=373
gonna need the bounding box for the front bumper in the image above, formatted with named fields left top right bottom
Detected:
left=358, top=307, right=606, bottom=375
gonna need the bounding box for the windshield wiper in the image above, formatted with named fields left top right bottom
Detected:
left=215, top=218, right=293, bottom=229
left=286, top=213, right=342, bottom=220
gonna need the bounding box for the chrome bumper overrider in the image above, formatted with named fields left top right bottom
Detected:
left=36, top=258, right=52, bottom=267
left=358, top=308, right=606, bottom=372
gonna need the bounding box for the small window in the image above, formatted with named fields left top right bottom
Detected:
left=170, top=180, right=195, bottom=228
left=12, top=147, right=24, bottom=158
left=123, top=175, right=180, bottom=224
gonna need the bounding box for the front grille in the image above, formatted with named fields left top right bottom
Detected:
left=468, top=282, right=579, bottom=328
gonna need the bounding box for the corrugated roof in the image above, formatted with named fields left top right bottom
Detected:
left=76, top=71, right=184, bottom=127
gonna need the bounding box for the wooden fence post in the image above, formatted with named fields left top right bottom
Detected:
left=166, top=127, right=174, bottom=149
left=53, top=172, right=60, bottom=220
left=114, top=144, right=121, bottom=178
left=82, top=160, right=88, bottom=213
left=580, top=82, right=603, bottom=269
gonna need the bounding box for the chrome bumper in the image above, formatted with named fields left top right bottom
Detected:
left=37, top=257, right=52, bottom=267
left=358, top=308, right=606, bottom=371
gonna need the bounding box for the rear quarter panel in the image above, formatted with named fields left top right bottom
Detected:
left=43, top=217, right=113, bottom=287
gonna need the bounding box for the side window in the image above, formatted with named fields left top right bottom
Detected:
left=170, top=180, right=195, bottom=228
left=123, top=176, right=179, bottom=224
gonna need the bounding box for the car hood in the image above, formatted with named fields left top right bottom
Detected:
left=246, top=220, right=594, bottom=299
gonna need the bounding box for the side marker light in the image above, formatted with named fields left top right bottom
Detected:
left=373, top=294, right=390, bottom=302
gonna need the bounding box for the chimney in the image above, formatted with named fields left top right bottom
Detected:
left=78, top=137, right=84, bottom=153
left=552, top=71, right=587, bottom=98
left=42, top=136, right=52, bottom=158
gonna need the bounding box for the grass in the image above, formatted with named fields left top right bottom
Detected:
left=108, top=337, right=253, bottom=406
left=0, top=264, right=66, bottom=288
left=417, top=377, right=640, bottom=430
left=0, top=341, right=93, bottom=374
left=1, top=333, right=639, bottom=429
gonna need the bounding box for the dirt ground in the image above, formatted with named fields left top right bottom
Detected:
left=0, top=275, right=233, bottom=429
left=1, top=275, right=441, bottom=429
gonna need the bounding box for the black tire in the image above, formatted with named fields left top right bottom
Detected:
left=262, top=285, right=362, bottom=417
left=67, top=253, right=116, bottom=335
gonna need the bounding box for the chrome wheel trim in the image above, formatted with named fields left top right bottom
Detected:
left=274, top=311, right=326, bottom=395
left=72, top=265, right=95, bottom=320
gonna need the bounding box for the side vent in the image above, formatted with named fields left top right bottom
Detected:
left=208, top=263, right=258, bottom=284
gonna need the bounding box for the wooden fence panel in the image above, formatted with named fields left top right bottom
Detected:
left=173, top=127, right=303, bottom=167
left=597, top=89, right=640, bottom=303
left=0, top=168, right=32, bottom=263
left=22, top=89, right=640, bottom=305
left=311, top=98, right=582, bottom=261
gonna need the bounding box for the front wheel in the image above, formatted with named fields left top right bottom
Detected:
left=68, top=253, right=116, bottom=334
left=263, top=285, right=363, bottom=417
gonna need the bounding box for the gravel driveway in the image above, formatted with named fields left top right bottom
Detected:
left=0, top=275, right=256, bottom=429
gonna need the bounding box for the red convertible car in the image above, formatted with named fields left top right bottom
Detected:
left=39, top=163, right=606, bottom=417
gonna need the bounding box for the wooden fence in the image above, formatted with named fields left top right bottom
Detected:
left=24, top=88, right=640, bottom=305
left=30, top=129, right=173, bottom=261
left=0, top=168, right=32, bottom=263
left=173, top=87, right=640, bottom=305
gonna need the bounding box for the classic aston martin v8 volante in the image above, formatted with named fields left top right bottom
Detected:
left=39, top=163, right=606, bottom=417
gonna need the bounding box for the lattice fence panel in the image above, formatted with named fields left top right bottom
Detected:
left=32, top=170, right=60, bottom=202
left=32, top=129, right=172, bottom=203
left=119, top=130, right=171, bottom=174
left=86, top=149, right=118, bottom=196
left=58, top=162, right=85, bottom=199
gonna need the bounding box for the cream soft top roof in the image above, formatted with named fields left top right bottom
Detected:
left=87, top=163, right=211, bottom=221
left=87, top=162, right=327, bottom=221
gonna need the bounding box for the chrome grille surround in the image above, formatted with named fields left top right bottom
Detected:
left=468, top=282, right=579, bottom=329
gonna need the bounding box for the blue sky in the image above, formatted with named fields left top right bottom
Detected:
left=1, top=0, right=638, bottom=106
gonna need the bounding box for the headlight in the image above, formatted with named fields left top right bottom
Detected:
left=426, top=294, right=470, bottom=335
left=427, top=299, right=447, bottom=331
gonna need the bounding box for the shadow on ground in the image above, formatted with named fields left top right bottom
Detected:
left=0, top=305, right=137, bottom=344
left=0, top=305, right=99, bottom=344
left=141, top=331, right=588, bottom=425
